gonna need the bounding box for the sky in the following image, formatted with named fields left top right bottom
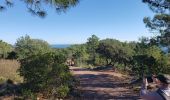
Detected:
left=0, top=0, right=155, bottom=44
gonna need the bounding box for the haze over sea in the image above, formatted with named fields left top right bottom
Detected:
left=51, top=44, right=71, bottom=48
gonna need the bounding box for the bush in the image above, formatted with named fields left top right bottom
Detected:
left=15, top=35, right=51, bottom=59
left=21, top=89, right=37, bottom=100
left=56, top=85, right=70, bottom=98
left=0, top=40, right=13, bottom=59
left=0, top=76, right=6, bottom=84
left=19, top=52, right=75, bottom=99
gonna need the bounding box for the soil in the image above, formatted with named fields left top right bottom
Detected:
left=70, top=67, right=141, bottom=100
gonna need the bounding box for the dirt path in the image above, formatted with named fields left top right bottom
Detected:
left=70, top=67, right=140, bottom=100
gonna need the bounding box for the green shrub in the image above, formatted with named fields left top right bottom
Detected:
left=19, top=52, right=75, bottom=98
left=0, top=40, right=13, bottom=59
left=21, top=89, right=37, bottom=100
left=15, top=35, right=51, bottom=60
left=0, top=76, right=6, bottom=84
left=56, top=85, right=70, bottom=98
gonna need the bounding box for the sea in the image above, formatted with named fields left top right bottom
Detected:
left=50, top=44, right=71, bottom=48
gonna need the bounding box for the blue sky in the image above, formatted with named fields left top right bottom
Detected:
left=0, top=0, right=154, bottom=44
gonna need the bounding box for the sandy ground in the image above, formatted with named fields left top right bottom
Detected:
left=70, top=67, right=140, bottom=100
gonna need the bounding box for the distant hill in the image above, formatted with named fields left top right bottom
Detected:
left=51, top=44, right=71, bottom=48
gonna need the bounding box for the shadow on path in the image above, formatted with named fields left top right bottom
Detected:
left=71, top=67, right=140, bottom=100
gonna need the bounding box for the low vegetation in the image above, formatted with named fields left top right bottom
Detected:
left=0, top=59, right=22, bottom=83
left=0, top=33, right=169, bottom=99
left=0, top=36, right=76, bottom=99
left=0, top=40, right=13, bottom=59
left=62, top=35, right=170, bottom=78
left=19, top=52, right=75, bottom=99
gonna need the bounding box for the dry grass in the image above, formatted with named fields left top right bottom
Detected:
left=0, top=59, right=23, bottom=83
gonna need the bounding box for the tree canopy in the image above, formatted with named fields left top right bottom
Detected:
left=86, top=35, right=100, bottom=65
left=143, top=0, right=170, bottom=13
left=15, top=35, right=51, bottom=59
left=0, top=0, right=79, bottom=17
left=143, top=0, right=170, bottom=51
left=0, top=40, right=13, bottom=58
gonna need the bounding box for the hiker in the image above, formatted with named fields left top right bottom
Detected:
left=140, top=74, right=170, bottom=100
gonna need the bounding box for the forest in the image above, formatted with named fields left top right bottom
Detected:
left=0, top=33, right=169, bottom=99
